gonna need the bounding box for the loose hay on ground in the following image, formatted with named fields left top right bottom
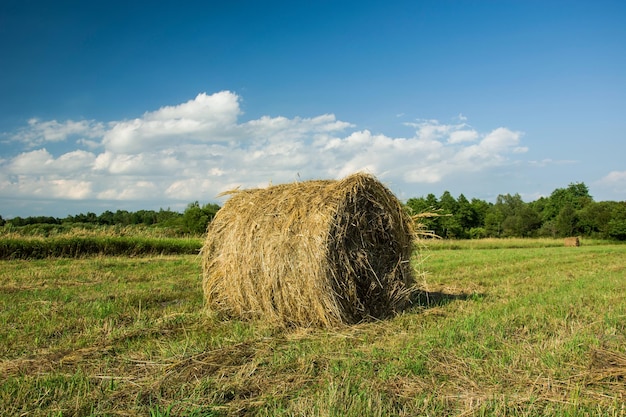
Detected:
left=201, top=173, right=417, bottom=328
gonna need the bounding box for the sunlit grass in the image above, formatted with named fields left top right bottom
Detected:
left=0, top=223, right=192, bottom=238
left=1, top=242, right=625, bottom=415
left=421, top=236, right=616, bottom=250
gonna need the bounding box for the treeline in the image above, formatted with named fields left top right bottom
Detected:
left=1, top=202, right=220, bottom=236
left=407, top=182, right=626, bottom=240
left=2, top=183, right=626, bottom=241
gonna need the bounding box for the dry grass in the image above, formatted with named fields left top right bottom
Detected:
left=201, top=173, right=417, bottom=328
left=564, top=236, right=581, bottom=247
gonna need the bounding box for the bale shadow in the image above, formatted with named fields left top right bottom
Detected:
left=408, top=289, right=484, bottom=310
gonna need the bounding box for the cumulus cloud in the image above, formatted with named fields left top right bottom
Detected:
left=599, top=171, right=626, bottom=183
left=9, top=119, right=105, bottom=148
left=102, top=91, right=242, bottom=153
left=1, top=176, right=92, bottom=200
left=448, top=130, right=479, bottom=144
left=8, top=149, right=96, bottom=175
left=0, top=91, right=530, bottom=211
left=596, top=171, right=626, bottom=196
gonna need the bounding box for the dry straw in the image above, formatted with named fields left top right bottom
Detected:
left=201, top=173, right=418, bottom=328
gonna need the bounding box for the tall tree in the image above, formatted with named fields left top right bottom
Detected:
left=555, top=204, right=578, bottom=236
left=541, top=182, right=592, bottom=222
left=438, top=191, right=462, bottom=238
left=485, top=194, right=540, bottom=237
left=456, top=194, right=479, bottom=237
left=607, top=202, right=626, bottom=241
left=181, top=202, right=221, bottom=235
left=406, top=194, right=440, bottom=235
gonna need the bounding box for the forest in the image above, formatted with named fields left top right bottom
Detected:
left=406, top=182, right=626, bottom=240
left=2, top=182, right=626, bottom=240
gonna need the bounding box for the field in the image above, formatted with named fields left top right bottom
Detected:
left=1, top=238, right=625, bottom=416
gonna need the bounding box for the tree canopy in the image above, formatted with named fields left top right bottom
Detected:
left=406, top=182, right=625, bottom=240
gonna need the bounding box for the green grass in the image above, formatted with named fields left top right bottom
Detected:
left=1, top=240, right=625, bottom=416
left=421, top=236, right=615, bottom=250
left=0, top=236, right=203, bottom=259
left=0, top=224, right=204, bottom=259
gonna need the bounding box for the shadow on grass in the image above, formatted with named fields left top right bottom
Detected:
left=409, top=289, right=484, bottom=309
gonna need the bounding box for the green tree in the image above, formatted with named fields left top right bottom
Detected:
left=407, top=193, right=493, bottom=238
left=518, top=204, right=542, bottom=237
left=607, top=220, right=626, bottom=240
left=470, top=198, right=491, bottom=227
left=156, top=208, right=180, bottom=225
left=181, top=201, right=220, bottom=235
left=406, top=196, right=430, bottom=214
left=467, top=198, right=491, bottom=239
left=456, top=194, right=478, bottom=237
left=485, top=194, right=540, bottom=237
left=70, top=212, right=98, bottom=224
left=577, top=201, right=614, bottom=237
left=132, top=210, right=158, bottom=225
left=98, top=210, right=115, bottom=225
left=113, top=210, right=132, bottom=225
left=485, top=196, right=508, bottom=237
left=607, top=202, right=626, bottom=240
left=540, top=182, right=592, bottom=222
left=555, top=203, right=578, bottom=237
left=438, top=191, right=462, bottom=238
left=406, top=194, right=439, bottom=235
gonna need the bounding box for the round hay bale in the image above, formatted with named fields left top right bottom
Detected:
left=201, top=173, right=416, bottom=327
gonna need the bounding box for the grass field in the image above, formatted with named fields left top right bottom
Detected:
left=1, top=239, right=625, bottom=416
left=0, top=226, right=202, bottom=259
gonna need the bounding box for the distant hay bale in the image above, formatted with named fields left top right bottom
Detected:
left=564, top=237, right=580, bottom=247
left=201, top=173, right=417, bottom=327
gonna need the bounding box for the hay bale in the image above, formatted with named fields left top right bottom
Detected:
left=201, top=173, right=416, bottom=327
left=564, top=237, right=580, bottom=247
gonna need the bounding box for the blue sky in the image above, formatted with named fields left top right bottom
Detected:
left=1, top=0, right=625, bottom=218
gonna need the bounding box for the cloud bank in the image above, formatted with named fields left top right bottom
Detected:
left=1, top=91, right=529, bottom=213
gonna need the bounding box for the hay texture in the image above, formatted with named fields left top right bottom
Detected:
left=201, top=173, right=416, bottom=327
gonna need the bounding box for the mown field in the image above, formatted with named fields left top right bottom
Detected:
left=1, top=238, right=625, bottom=416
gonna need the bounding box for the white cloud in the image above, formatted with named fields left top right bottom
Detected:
left=0, top=91, right=531, bottom=210
left=407, top=119, right=454, bottom=141
left=97, top=180, right=159, bottom=200
left=94, top=151, right=182, bottom=175
left=528, top=158, right=577, bottom=167
left=448, top=130, right=478, bottom=144
left=454, top=127, right=525, bottom=162
left=102, top=91, right=242, bottom=153
left=480, top=127, right=523, bottom=152
left=8, top=149, right=96, bottom=175
left=49, top=179, right=93, bottom=199
left=77, top=138, right=101, bottom=150
left=10, top=119, right=105, bottom=148
left=165, top=178, right=217, bottom=200
left=593, top=171, right=626, bottom=200
left=599, top=170, right=626, bottom=183
left=1, top=176, right=92, bottom=200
